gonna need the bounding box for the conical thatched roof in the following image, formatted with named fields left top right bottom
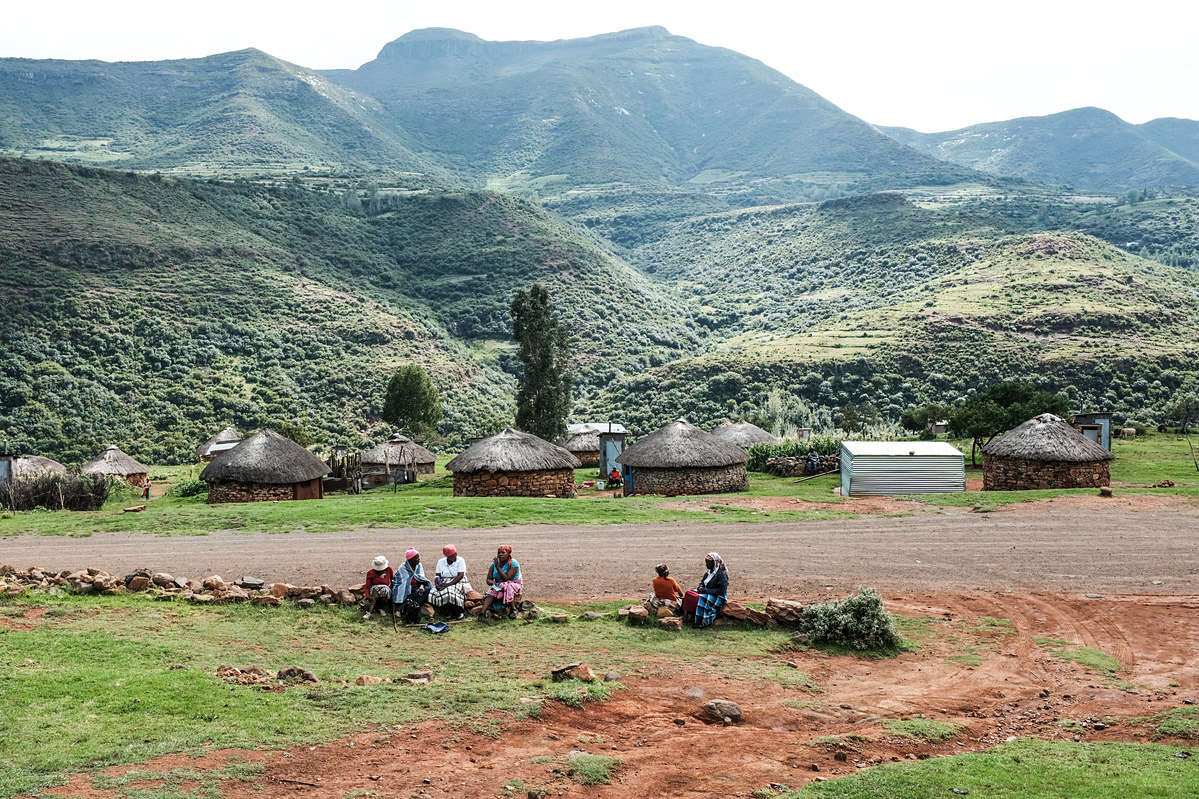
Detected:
left=618, top=418, right=749, bottom=469
left=359, top=433, right=436, bottom=467
left=13, top=455, right=67, bottom=478
left=199, top=429, right=331, bottom=484
left=710, top=420, right=781, bottom=449
left=555, top=428, right=602, bottom=453
left=80, top=445, right=148, bottom=476
left=195, top=426, right=242, bottom=460
left=446, top=428, right=581, bottom=474
left=983, top=414, right=1114, bottom=463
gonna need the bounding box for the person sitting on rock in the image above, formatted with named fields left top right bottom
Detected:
left=480, top=545, right=522, bottom=619
left=430, top=544, right=471, bottom=619
left=644, top=563, right=684, bottom=614
left=691, top=552, right=729, bottom=628
left=805, top=447, right=821, bottom=475
left=390, top=547, right=433, bottom=624
left=362, top=555, right=393, bottom=620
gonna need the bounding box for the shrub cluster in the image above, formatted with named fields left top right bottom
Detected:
left=796, top=588, right=901, bottom=651
left=168, top=478, right=208, bottom=498
left=0, top=473, right=114, bottom=511
left=746, top=436, right=842, bottom=471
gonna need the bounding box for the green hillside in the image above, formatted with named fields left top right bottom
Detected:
left=0, top=158, right=697, bottom=463
left=884, top=107, right=1199, bottom=192
left=0, top=49, right=433, bottom=176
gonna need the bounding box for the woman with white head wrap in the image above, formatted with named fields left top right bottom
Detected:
left=691, top=551, right=729, bottom=628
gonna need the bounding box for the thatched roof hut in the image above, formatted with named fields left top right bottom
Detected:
left=982, top=413, right=1115, bottom=491
left=617, top=418, right=749, bottom=495
left=359, top=433, right=437, bottom=485
left=555, top=428, right=603, bottom=466
left=81, top=446, right=149, bottom=486
left=200, top=429, right=330, bottom=503
left=12, top=455, right=67, bottom=479
left=195, top=426, right=242, bottom=462
left=710, top=420, right=781, bottom=449
left=446, top=428, right=580, bottom=498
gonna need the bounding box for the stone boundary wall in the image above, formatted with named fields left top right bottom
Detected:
left=630, top=464, right=748, bottom=496
left=764, top=455, right=840, bottom=477
left=453, top=468, right=576, bottom=498
left=207, top=480, right=296, bottom=504
left=983, top=455, right=1111, bottom=490
left=569, top=450, right=600, bottom=467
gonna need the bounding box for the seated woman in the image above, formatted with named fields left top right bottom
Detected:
left=430, top=544, right=471, bottom=619
left=480, top=545, right=522, bottom=619
left=389, top=547, right=433, bottom=624
left=644, top=563, right=684, bottom=613
left=362, top=555, right=394, bottom=620
left=607, top=467, right=623, bottom=487
left=691, top=552, right=729, bottom=628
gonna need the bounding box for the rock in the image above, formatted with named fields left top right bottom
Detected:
left=297, top=598, right=316, bottom=609
left=337, top=590, right=357, bottom=606
left=566, top=664, right=596, bottom=681
left=279, top=666, right=320, bottom=683
left=549, top=614, right=570, bottom=623
left=151, top=572, right=174, bottom=587
left=189, top=594, right=214, bottom=604
left=551, top=662, right=583, bottom=682
left=658, top=617, right=683, bottom=632
left=168, top=663, right=186, bottom=670
left=408, top=670, right=432, bottom=681
left=603, top=671, right=622, bottom=682
left=627, top=606, right=651, bottom=625
left=674, top=718, right=686, bottom=726
left=355, top=675, right=389, bottom=686
left=71, top=580, right=95, bottom=595
left=1099, top=486, right=1113, bottom=498
left=202, top=576, right=225, bottom=591
left=745, top=607, right=775, bottom=627
left=617, top=604, right=636, bottom=617
left=683, top=687, right=706, bottom=700
left=269, top=582, right=290, bottom=598
left=420, top=603, right=435, bottom=620
left=318, top=593, right=334, bottom=605
left=465, top=589, right=484, bottom=602
left=701, top=699, right=742, bottom=723
left=170, top=576, right=188, bottom=591
left=235, top=576, right=265, bottom=589
left=251, top=595, right=281, bottom=606
left=765, top=598, right=805, bottom=624
left=1085, top=593, right=1105, bottom=599
left=792, top=632, right=811, bottom=645
left=720, top=602, right=749, bottom=621
left=655, top=605, right=676, bottom=618
left=580, top=611, right=607, bottom=621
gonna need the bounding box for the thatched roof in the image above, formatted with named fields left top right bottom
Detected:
left=983, top=414, right=1114, bottom=463
left=618, top=418, right=749, bottom=469
left=446, top=428, right=581, bottom=474
left=80, top=445, right=148, bottom=477
left=359, top=433, right=436, bottom=467
left=555, top=428, right=602, bottom=453
left=13, top=455, right=67, bottom=478
left=195, top=426, right=242, bottom=460
left=710, top=420, right=781, bottom=449
left=199, top=429, right=331, bottom=484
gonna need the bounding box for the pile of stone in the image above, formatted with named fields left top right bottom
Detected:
left=216, top=664, right=319, bottom=686
left=764, top=455, right=840, bottom=477
left=614, top=596, right=806, bottom=630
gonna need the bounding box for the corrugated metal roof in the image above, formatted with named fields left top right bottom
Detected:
left=841, top=441, right=964, bottom=457
left=569, top=422, right=627, bottom=434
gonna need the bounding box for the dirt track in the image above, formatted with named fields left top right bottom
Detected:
left=5, top=495, right=1197, bottom=596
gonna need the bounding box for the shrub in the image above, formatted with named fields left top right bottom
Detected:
left=0, top=473, right=114, bottom=511
left=796, top=588, right=901, bottom=651
left=169, top=478, right=208, bottom=498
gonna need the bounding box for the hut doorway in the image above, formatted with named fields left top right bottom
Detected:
left=294, top=478, right=324, bottom=501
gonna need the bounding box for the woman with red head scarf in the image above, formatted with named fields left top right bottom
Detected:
left=430, top=544, right=471, bottom=619
left=480, top=545, right=522, bottom=619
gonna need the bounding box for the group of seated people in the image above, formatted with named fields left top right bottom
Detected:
left=645, top=552, right=729, bottom=628
left=363, top=544, right=523, bottom=623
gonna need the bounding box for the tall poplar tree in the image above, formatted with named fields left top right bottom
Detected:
left=510, top=284, right=572, bottom=440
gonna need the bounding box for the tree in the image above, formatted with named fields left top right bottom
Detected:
left=839, top=402, right=863, bottom=434
left=949, top=381, right=1071, bottom=465
left=510, top=284, right=572, bottom=440
left=949, top=398, right=1006, bottom=466
left=1168, top=391, right=1199, bottom=471
left=900, top=402, right=952, bottom=435
left=382, top=364, right=442, bottom=441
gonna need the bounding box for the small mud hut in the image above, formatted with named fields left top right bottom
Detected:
left=982, top=413, right=1115, bottom=490
left=617, top=418, right=749, bottom=496
left=446, top=428, right=580, bottom=498
left=195, top=426, right=242, bottom=462
left=710, top=420, right=781, bottom=449
left=200, top=429, right=331, bottom=503
left=359, top=433, right=437, bottom=487
left=12, top=455, right=68, bottom=479
left=555, top=427, right=603, bottom=467
left=80, top=446, right=149, bottom=488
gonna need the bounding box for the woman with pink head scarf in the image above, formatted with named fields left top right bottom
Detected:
left=430, top=544, right=472, bottom=619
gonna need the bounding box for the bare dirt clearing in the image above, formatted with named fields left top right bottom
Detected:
left=42, top=592, right=1199, bottom=798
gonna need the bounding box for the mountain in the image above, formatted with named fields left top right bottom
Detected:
left=326, top=27, right=978, bottom=198
left=0, top=49, right=433, bottom=175
left=883, top=107, right=1199, bottom=192
left=0, top=157, right=697, bottom=463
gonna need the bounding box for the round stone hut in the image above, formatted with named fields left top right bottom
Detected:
left=200, top=429, right=331, bottom=503
left=358, top=433, right=437, bottom=487
left=982, top=413, right=1115, bottom=490
left=710, top=420, right=781, bottom=449
left=12, top=455, right=67, bottom=479
left=617, top=418, right=749, bottom=496
left=195, top=426, right=242, bottom=463
left=80, top=445, right=149, bottom=488
left=554, top=427, right=602, bottom=467
left=446, top=428, right=580, bottom=498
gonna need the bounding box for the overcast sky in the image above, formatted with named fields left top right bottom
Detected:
left=4, top=0, right=1196, bottom=131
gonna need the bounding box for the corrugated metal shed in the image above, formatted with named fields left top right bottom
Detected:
left=840, top=441, right=966, bottom=496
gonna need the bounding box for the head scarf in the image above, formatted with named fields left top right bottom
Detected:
left=442, top=544, right=457, bottom=557
left=702, top=551, right=726, bottom=587
left=655, top=564, right=668, bottom=577
left=497, top=545, right=512, bottom=556
left=405, top=547, right=419, bottom=561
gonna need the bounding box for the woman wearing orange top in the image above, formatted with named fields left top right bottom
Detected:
left=644, top=563, right=684, bottom=613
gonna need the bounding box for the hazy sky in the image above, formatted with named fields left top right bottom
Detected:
left=4, top=0, right=1196, bottom=131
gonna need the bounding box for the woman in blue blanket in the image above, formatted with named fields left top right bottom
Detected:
left=390, top=547, right=433, bottom=624
left=692, top=552, right=728, bottom=628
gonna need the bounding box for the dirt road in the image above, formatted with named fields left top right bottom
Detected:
left=6, top=496, right=1196, bottom=596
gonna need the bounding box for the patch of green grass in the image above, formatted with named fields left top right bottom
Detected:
left=881, top=719, right=964, bottom=743
left=970, top=616, right=1016, bottom=634
left=1035, top=637, right=1124, bottom=678
left=1142, top=706, right=1199, bottom=740
left=565, top=753, right=622, bottom=786
left=945, top=652, right=984, bottom=667
left=808, top=734, right=869, bottom=750
left=89, top=762, right=264, bottom=799
left=789, top=739, right=1199, bottom=797
left=528, top=755, right=556, bottom=765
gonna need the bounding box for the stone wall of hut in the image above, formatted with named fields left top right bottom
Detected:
left=982, top=455, right=1111, bottom=491
left=570, top=450, right=600, bottom=467
left=453, top=468, right=576, bottom=498
left=206, top=480, right=322, bottom=504
left=629, top=464, right=748, bottom=496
